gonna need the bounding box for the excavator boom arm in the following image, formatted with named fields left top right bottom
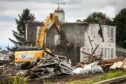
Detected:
left=15, top=13, right=62, bottom=63
left=36, top=13, right=61, bottom=48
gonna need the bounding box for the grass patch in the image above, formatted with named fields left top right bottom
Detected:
left=66, top=70, right=126, bottom=84
left=1, top=70, right=125, bottom=84
left=0, top=75, right=27, bottom=84
left=44, top=69, right=126, bottom=84
left=92, top=69, right=126, bottom=83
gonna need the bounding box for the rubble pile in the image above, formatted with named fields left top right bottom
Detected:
left=72, top=58, right=126, bottom=75
left=18, top=56, right=126, bottom=79
left=76, top=57, right=125, bottom=70
left=98, top=58, right=123, bottom=71
left=15, top=49, right=126, bottom=80
left=17, top=55, right=74, bottom=79
left=110, top=58, right=126, bottom=69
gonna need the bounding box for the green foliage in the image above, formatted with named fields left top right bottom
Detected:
left=84, top=12, right=112, bottom=25
left=0, top=75, right=27, bottom=84
left=12, top=75, right=27, bottom=84
left=9, top=9, right=35, bottom=51
left=88, top=70, right=126, bottom=84
left=9, top=53, right=15, bottom=62
left=91, top=70, right=126, bottom=84
left=114, top=8, right=126, bottom=48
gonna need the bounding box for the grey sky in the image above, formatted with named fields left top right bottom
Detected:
left=0, top=0, right=125, bottom=49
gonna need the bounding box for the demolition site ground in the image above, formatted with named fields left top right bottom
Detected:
left=28, top=70, right=126, bottom=84
left=0, top=57, right=126, bottom=84
left=0, top=52, right=126, bottom=84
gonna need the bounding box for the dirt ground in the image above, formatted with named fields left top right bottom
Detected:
left=28, top=73, right=101, bottom=84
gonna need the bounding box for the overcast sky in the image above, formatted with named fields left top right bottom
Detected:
left=0, top=0, right=125, bottom=49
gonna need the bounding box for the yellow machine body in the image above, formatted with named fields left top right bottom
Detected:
left=15, top=50, right=44, bottom=62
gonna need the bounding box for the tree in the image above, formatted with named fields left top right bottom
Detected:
left=9, top=9, right=35, bottom=51
left=114, top=8, right=126, bottom=48
left=84, top=12, right=112, bottom=25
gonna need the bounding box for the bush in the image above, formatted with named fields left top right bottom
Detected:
left=0, top=75, right=27, bottom=84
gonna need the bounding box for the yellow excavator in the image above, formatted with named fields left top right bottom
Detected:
left=15, top=13, right=62, bottom=63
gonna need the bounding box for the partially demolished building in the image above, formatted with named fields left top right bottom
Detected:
left=26, top=8, right=116, bottom=64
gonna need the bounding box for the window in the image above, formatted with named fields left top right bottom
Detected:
left=54, top=34, right=60, bottom=46
left=111, top=48, right=113, bottom=57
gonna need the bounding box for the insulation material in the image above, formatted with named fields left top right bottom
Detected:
left=72, top=68, right=83, bottom=75
left=72, top=62, right=103, bottom=75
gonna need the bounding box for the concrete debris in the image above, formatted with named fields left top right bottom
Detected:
left=110, top=58, right=126, bottom=69
left=17, top=55, right=74, bottom=79
left=110, top=61, right=123, bottom=69
left=16, top=57, right=126, bottom=79
left=98, top=58, right=124, bottom=71
left=16, top=70, right=28, bottom=76
left=72, top=62, right=103, bottom=75
left=76, top=58, right=123, bottom=71
left=122, top=59, right=126, bottom=69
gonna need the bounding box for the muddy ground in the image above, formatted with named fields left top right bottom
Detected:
left=28, top=73, right=101, bottom=84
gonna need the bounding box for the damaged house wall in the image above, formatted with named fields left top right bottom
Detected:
left=80, top=24, right=116, bottom=62
left=46, top=23, right=89, bottom=64
left=27, top=22, right=116, bottom=65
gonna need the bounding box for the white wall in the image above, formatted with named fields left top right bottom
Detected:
left=80, top=24, right=116, bottom=62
